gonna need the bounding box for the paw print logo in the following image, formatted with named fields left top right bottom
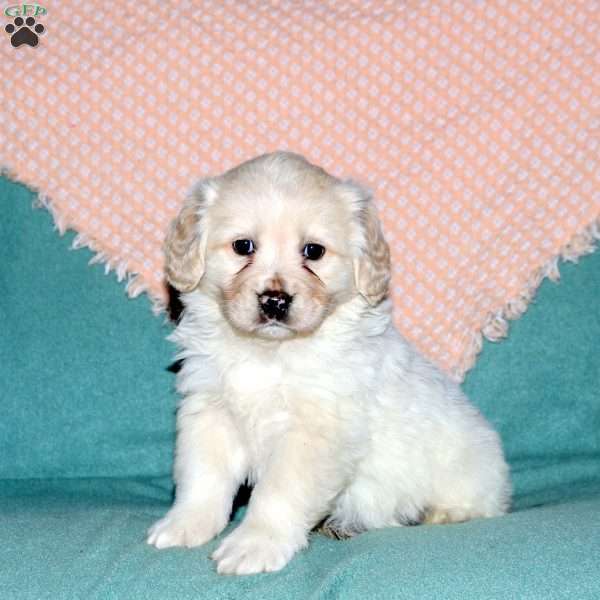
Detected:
left=5, top=16, right=45, bottom=47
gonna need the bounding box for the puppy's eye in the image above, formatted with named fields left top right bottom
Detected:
left=302, top=243, right=326, bottom=261
left=232, top=239, right=255, bottom=256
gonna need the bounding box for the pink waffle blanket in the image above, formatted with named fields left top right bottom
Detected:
left=2, top=1, right=599, bottom=379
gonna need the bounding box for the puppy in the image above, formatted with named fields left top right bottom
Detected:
left=147, top=152, right=511, bottom=575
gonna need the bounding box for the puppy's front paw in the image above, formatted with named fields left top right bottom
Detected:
left=147, top=507, right=226, bottom=549
left=211, top=524, right=304, bottom=575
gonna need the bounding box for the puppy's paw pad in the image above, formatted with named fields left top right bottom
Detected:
left=147, top=509, right=222, bottom=549
left=212, top=527, right=299, bottom=575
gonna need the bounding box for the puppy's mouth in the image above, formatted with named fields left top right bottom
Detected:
left=255, top=318, right=296, bottom=338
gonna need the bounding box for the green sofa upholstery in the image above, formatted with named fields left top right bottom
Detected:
left=2, top=177, right=599, bottom=599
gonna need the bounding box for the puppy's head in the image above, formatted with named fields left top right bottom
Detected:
left=164, top=152, right=390, bottom=339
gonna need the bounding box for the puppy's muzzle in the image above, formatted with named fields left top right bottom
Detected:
left=259, top=290, right=293, bottom=322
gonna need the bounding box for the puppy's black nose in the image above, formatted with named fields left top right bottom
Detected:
left=259, top=290, right=293, bottom=321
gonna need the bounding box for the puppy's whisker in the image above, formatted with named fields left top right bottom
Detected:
left=235, top=257, right=254, bottom=276
left=302, top=264, right=325, bottom=286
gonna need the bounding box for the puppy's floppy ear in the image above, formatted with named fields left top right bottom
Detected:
left=342, top=182, right=391, bottom=305
left=164, top=180, right=217, bottom=293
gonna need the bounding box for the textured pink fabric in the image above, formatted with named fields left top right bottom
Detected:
left=2, top=1, right=599, bottom=379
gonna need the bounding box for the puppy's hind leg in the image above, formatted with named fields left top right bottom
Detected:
left=423, top=452, right=511, bottom=526
left=422, top=507, right=476, bottom=525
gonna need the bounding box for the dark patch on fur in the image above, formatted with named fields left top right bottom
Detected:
left=166, top=282, right=184, bottom=322
left=230, top=483, right=253, bottom=518
left=167, top=359, right=183, bottom=374
left=313, top=520, right=354, bottom=540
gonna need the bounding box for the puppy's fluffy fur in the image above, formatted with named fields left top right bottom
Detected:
left=147, top=152, right=511, bottom=575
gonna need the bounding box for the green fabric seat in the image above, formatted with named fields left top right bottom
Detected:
left=2, top=177, right=599, bottom=599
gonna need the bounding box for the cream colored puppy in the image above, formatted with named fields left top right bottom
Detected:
left=147, top=152, right=511, bottom=575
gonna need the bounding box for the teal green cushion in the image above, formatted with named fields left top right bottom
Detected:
left=2, top=177, right=599, bottom=598
left=1, top=179, right=177, bottom=480
left=1, top=479, right=599, bottom=599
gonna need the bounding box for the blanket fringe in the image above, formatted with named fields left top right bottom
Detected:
left=455, top=216, right=600, bottom=381
left=2, top=169, right=168, bottom=317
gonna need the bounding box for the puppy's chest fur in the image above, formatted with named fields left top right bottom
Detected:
left=223, top=357, right=288, bottom=436
left=223, top=342, right=354, bottom=416
left=213, top=339, right=371, bottom=476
